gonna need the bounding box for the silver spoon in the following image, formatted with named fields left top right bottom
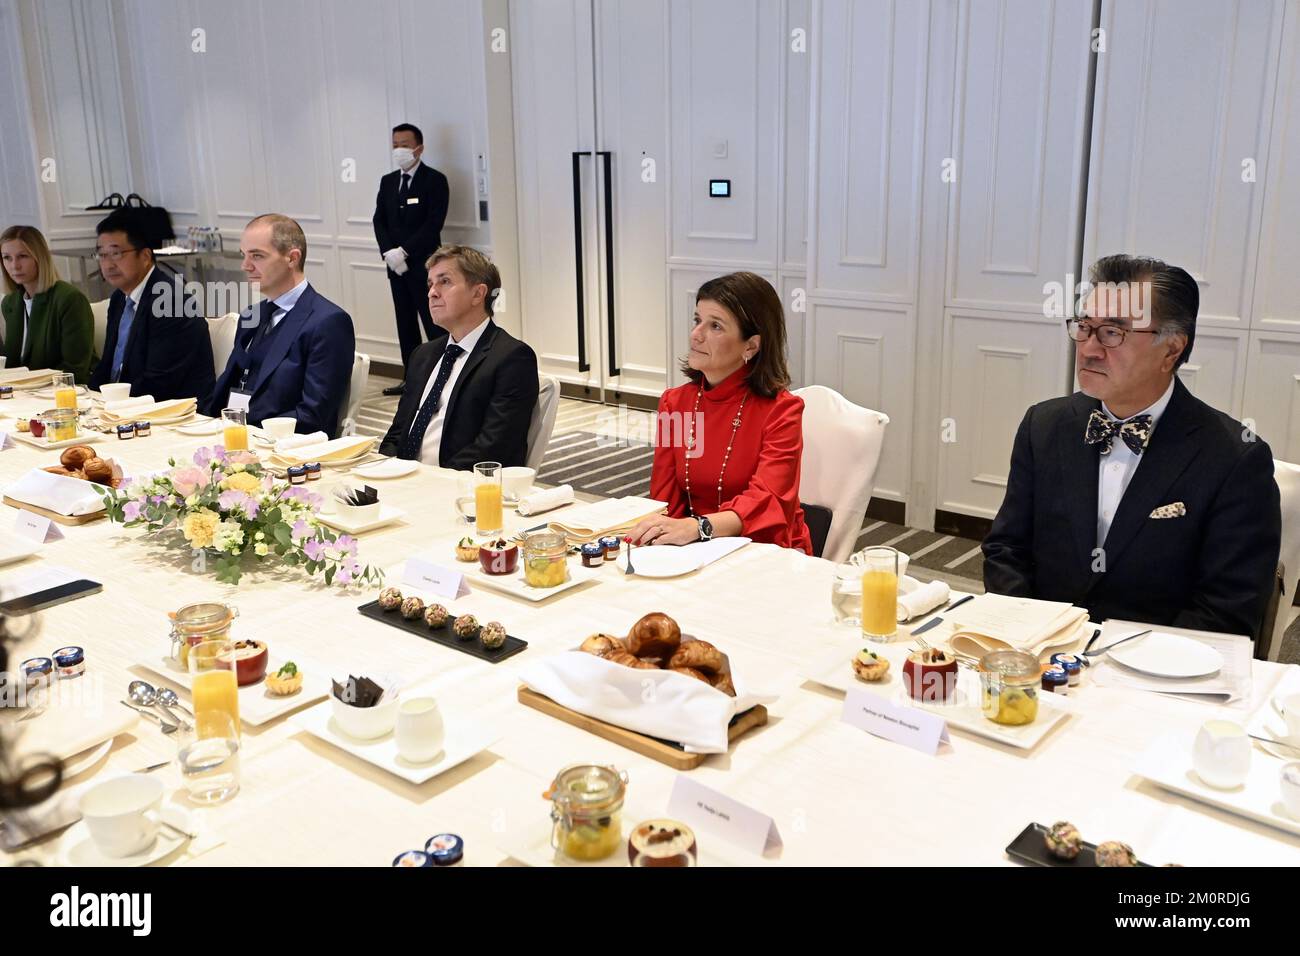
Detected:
left=127, top=680, right=193, bottom=730
left=156, top=687, right=194, bottom=718
left=120, top=700, right=179, bottom=735
left=624, top=537, right=636, bottom=575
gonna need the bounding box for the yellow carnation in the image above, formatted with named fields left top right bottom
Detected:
left=220, top=471, right=261, bottom=494
left=182, top=509, right=220, bottom=549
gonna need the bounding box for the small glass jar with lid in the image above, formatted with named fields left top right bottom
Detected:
left=547, top=764, right=629, bottom=862
left=169, top=601, right=239, bottom=668
left=521, top=529, right=569, bottom=588
left=978, top=650, right=1040, bottom=726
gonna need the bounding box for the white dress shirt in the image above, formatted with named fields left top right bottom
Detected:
left=415, top=316, right=490, bottom=466
left=1096, top=376, right=1176, bottom=547
left=21, top=294, right=32, bottom=358
left=265, top=277, right=308, bottom=328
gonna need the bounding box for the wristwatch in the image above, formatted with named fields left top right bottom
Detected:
left=695, top=515, right=714, bottom=542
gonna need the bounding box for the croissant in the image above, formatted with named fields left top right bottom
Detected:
left=668, top=640, right=724, bottom=675
left=580, top=634, right=626, bottom=657
left=708, top=672, right=736, bottom=697
left=669, top=666, right=710, bottom=684
left=606, top=650, right=661, bottom=670
left=42, top=465, right=73, bottom=477
left=82, top=457, right=113, bottom=484
left=626, top=612, right=681, bottom=659
left=59, top=445, right=96, bottom=470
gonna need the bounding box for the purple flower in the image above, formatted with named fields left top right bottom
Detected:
left=303, top=538, right=325, bottom=561
left=218, top=490, right=260, bottom=519
left=123, top=500, right=143, bottom=521
left=150, top=494, right=167, bottom=505
left=334, top=534, right=358, bottom=557
left=291, top=519, right=311, bottom=541
left=336, top=567, right=353, bottom=585
left=193, top=447, right=213, bottom=468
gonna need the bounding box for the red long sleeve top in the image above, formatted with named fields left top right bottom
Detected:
left=650, top=365, right=813, bottom=554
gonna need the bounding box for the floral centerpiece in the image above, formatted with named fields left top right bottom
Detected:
left=101, top=445, right=383, bottom=586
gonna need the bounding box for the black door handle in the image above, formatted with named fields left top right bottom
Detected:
left=572, top=150, right=617, bottom=380
left=571, top=151, right=590, bottom=374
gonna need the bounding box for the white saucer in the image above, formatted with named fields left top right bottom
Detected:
left=1255, top=723, right=1300, bottom=760
left=0, top=535, right=40, bottom=567
left=56, top=806, right=192, bottom=867
left=317, top=504, right=406, bottom=534
left=351, top=457, right=419, bottom=480
left=61, top=739, right=114, bottom=779
left=174, top=418, right=224, bottom=436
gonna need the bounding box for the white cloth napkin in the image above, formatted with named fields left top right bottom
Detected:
left=516, top=484, right=575, bottom=516
left=5, top=468, right=107, bottom=515
left=104, top=394, right=155, bottom=414
left=897, top=578, right=949, bottom=622
left=274, top=431, right=328, bottom=453
left=519, top=649, right=775, bottom=753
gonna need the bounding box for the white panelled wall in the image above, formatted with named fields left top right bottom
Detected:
left=4, top=0, right=1299, bottom=522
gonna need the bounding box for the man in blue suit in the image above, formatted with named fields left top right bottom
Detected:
left=89, top=208, right=215, bottom=400
left=205, top=214, right=354, bottom=437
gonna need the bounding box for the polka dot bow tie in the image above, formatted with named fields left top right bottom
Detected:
left=1085, top=409, right=1153, bottom=455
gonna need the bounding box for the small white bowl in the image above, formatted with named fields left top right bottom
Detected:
left=261, top=417, right=298, bottom=439
left=334, top=499, right=382, bottom=526
left=99, top=383, right=132, bottom=403
left=330, top=677, right=400, bottom=740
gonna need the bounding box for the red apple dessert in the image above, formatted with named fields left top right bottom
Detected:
left=219, top=639, right=269, bottom=686
left=902, top=647, right=958, bottom=703
left=478, top=537, right=519, bottom=575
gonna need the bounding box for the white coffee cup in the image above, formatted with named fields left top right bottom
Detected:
left=501, top=466, right=536, bottom=501
left=1280, top=762, right=1300, bottom=821
left=0, top=356, right=6, bottom=370
left=261, top=416, right=298, bottom=440
left=1271, top=693, right=1300, bottom=743
left=395, top=696, right=445, bottom=763
left=79, top=773, right=165, bottom=858
left=1193, top=719, right=1252, bottom=789
left=99, top=382, right=132, bottom=403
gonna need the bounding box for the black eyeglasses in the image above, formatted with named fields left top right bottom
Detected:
left=1065, top=318, right=1160, bottom=349
left=93, top=248, right=140, bottom=263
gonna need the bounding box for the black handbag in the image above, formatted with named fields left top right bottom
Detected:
left=86, top=192, right=175, bottom=246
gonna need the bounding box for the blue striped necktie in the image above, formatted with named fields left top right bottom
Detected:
left=398, top=343, right=465, bottom=460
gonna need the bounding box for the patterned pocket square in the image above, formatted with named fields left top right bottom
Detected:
left=1149, top=502, right=1187, bottom=519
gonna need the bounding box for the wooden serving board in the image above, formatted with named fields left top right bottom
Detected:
left=2, top=496, right=106, bottom=525
left=517, top=686, right=768, bottom=770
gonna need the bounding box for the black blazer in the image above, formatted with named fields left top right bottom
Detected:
left=379, top=320, right=538, bottom=469
left=204, top=284, right=355, bottom=438
left=372, top=163, right=450, bottom=268
left=982, top=379, right=1281, bottom=641
left=89, top=267, right=215, bottom=400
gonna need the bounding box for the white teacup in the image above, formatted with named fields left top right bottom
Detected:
left=98, top=382, right=132, bottom=403
left=79, top=774, right=165, bottom=858
left=1193, top=720, right=1251, bottom=789
left=261, top=417, right=298, bottom=440
left=1280, top=762, right=1300, bottom=821
left=502, top=466, right=536, bottom=501
left=1271, top=693, right=1300, bottom=743
left=395, top=696, right=446, bottom=763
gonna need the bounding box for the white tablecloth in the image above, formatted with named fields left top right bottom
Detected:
left=1, top=392, right=1297, bottom=867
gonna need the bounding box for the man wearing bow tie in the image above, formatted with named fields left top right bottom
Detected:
left=982, top=255, right=1281, bottom=641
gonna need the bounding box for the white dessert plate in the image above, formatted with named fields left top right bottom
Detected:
left=174, top=418, right=224, bottom=436
left=1107, top=631, right=1223, bottom=679
left=800, top=643, right=901, bottom=695
left=56, top=806, right=193, bottom=867
left=460, top=556, right=603, bottom=603
left=317, top=504, right=405, bottom=535
left=1132, top=732, right=1300, bottom=837
left=289, top=699, right=498, bottom=785
left=500, top=806, right=754, bottom=867
left=615, top=538, right=750, bottom=578
left=60, top=739, right=114, bottom=779
left=8, top=430, right=103, bottom=450
left=136, top=651, right=327, bottom=727
left=0, top=534, right=40, bottom=567
left=29, top=385, right=89, bottom=400
left=352, top=457, right=419, bottom=480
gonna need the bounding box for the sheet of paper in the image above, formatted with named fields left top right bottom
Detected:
left=1088, top=618, right=1253, bottom=705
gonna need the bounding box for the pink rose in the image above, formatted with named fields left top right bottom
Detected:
left=171, top=466, right=208, bottom=497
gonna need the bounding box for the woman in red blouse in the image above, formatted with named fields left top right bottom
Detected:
left=629, top=272, right=812, bottom=554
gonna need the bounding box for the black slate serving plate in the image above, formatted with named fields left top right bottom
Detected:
left=357, top=600, right=528, bottom=663
left=1006, top=822, right=1154, bottom=867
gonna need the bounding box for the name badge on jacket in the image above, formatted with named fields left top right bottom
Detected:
left=406, top=197, right=420, bottom=205
left=227, top=390, right=252, bottom=413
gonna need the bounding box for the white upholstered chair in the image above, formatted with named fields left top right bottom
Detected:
left=526, top=374, right=561, bottom=470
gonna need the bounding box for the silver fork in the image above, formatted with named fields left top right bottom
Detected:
left=121, top=701, right=179, bottom=734
left=624, top=537, right=636, bottom=575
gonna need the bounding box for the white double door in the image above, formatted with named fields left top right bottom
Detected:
left=510, top=0, right=669, bottom=403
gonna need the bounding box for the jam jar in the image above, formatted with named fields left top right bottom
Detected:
left=169, top=601, right=239, bottom=667
left=547, top=764, right=628, bottom=862
left=521, top=529, right=569, bottom=588
left=978, top=650, right=1040, bottom=726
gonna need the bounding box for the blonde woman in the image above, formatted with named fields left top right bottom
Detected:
left=1, top=225, right=95, bottom=382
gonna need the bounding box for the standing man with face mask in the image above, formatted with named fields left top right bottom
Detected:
left=373, top=123, right=450, bottom=395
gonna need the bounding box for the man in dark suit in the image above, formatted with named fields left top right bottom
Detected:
left=89, top=209, right=214, bottom=400
left=205, top=214, right=355, bottom=438
left=380, top=245, right=537, bottom=469
left=373, top=123, right=450, bottom=395
left=983, top=255, right=1281, bottom=641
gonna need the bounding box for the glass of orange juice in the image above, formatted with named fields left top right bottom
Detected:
left=474, top=461, right=503, bottom=536
left=188, top=638, right=241, bottom=740
left=52, top=371, right=78, bottom=410
left=860, top=547, right=899, bottom=642
left=222, top=407, right=249, bottom=451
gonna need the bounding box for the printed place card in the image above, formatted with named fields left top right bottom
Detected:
left=403, top=557, right=470, bottom=599
left=841, top=686, right=949, bottom=755
left=667, top=775, right=782, bottom=857
left=13, top=510, right=61, bottom=544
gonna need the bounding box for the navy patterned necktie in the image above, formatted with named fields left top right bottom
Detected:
left=398, top=172, right=410, bottom=203
left=1085, top=409, right=1153, bottom=455
left=398, top=343, right=465, bottom=460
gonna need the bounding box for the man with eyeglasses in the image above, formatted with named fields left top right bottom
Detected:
left=88, top=209, right=214, bottom=401
left=982, top=254, right=1280, bottom=642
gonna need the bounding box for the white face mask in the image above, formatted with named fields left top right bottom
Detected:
left=392, top=147, right=416, bottom=171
